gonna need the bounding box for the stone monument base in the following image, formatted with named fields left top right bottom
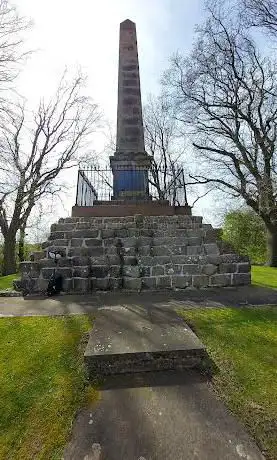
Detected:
left=72, top=201, right=192, bottom=218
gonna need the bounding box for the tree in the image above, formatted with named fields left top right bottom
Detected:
left=222, top=209, right=267, bottom=263
left=242, top=0, right=277, bottom=36
left=164, top=2, right=277, bottom=266
left=0, top=73, right=100, bottom=274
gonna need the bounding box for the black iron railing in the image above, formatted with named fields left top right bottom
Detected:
left=75, top=165, right=188, bottom=206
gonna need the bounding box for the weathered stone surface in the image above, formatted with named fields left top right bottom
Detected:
left=91, top=266, right=109, bottom=278
left=72, top=277, right=89, bottom=292
left=201, top=264, right=217, bottom=276
left=123, top=265, right=140, bottom=277
left=232, top=273, right=251, bottom=285
left=210, top=274, right=232, bottom=286
left=63, top=278, right=73, bottom=292
left=124, top=256, right=138, bottom=266
left=220, top=254, right=249, bottom=263
left=84, top=238, right=102, bottom=247
left=142, top=277, right=156, bottom=289
left=73, top=266, right=90, bottom=278
left=73, top=229, right=99, bottom=238
left=187, top=237, right=202, bottom=246
left=71, top=238, right=84, bottom=247
left=156, top=276, right=172, bottom=288
left=187, top=246, right=201, bottom=256
left=109, top=265, right=121, bottom=277
left=173, top=275, right=192, bottom=288
left=101, top=229, right=115, bottom=239
left=183, top=264, right=201, bottom=275
left=219, top=263, right=236, bottom=274
left=192, top=275, right=209, bottom=288
left=204, top=243, right=220, bottom=255
left=237, top=262, right=251, bottom=273
left=123, top=277, right=142, bottom=290
left=151, top=265, right=165, bottom=276
left=72, top=256, right=89, bottom=266
left=166, top=264, right=182, bottom=275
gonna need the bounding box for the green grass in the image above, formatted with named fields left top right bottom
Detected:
left=0, top=273, right=19, bottom=290
left=252, top=265, right=277, bottom=289
left=0, top=315, right=97, bottom=460
left=179, top=306, right=277, bottom=460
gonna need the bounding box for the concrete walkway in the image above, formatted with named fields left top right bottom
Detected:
left=64, top=370, right=264, bottom=460
left=0, top=285, right=276, bottom=317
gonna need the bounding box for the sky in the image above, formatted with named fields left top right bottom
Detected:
left=12, top=0, right=224, bottom=235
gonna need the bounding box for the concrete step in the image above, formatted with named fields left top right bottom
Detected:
left=84, top=305, right=206, bottom=378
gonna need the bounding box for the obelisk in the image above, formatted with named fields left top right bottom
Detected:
left=110, top=19, right=151, bottom=200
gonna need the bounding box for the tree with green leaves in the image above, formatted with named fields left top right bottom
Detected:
left=222, top=210, right=267, bottom=264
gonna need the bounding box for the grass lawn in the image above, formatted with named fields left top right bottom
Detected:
left=0, top=273, right=19, bottom=290
left=179, top=306, right=277, bottom=460
left=0, top=315, right=97, bottom=460
left=252, top=265, right=277, bottom=289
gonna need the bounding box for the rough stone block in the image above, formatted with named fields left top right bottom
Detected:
left=204, top=243, right=220, bottom=255
left=140, top=266, right=150, bottom=277
left=154, top=256, right=171, bottom=265
left=142, top=277, right=156, bottom=289
left=101, top=229, right=115, bottom=239
left=187, top=246, right=202, bottom=256
left=48, top=231, right=65, bottom=240
left=84, top=238, right=103, bottom=247
left=232, top=273, right=251, bottom=285
left=220, top=254, right=249, bottom=263
left=236, top=263, right=251, bottom=273
left=153, top=246, right=171, bottom=256
left=72, top=256, right=89, bottom=266
left=63, top=278, right=73, bottom=292
left=156, top=276, right=172, bottom=288
left=38, top=258, right=55, bottom=268
left=138, top=245, right=151, bottom=256
left=20, top=262, right=40, bottom=278
left=124, top=256, right=138, bottom=266
left=201, top=264, right=217, bottom=276
left=91, top=265, right=109, bottom=278
left=182, top=264, right=201, bottom=275
left=73, top=266, right=90, bottom=278
left=173, top=275, right=192, bottom=288
left=115, top=228, right=129, bottom=238
left=166, top=264, right=182, bottom=275
left=109, top=265, right=121, bottom=277
left=151, top=265, right=165, bottom=276
left=41, top=268, right=55, bottom=279
left=105, top=255, right=120, bottom=265
left=71, top=238, right=84, bottom=247
left=219, top=263, right=236, bottom=274
left=187, top=237, right=202, bottom=246
left=37, top=278, right=49, bottom=291
left=192, top=275, right=209, bottom=288
left=123, top=265, right=140, bottom=277
left=210, top=274, right=232, bottom=286
left=73, top=229, right=99, bottom=238
left=50, top=239, right=69, bottom=247
left=123, top=277, right=142, bottom=290
left=72, top=277, right=89, bottom=292
left=206, top=255, right=221, bottom=265
left=94, top=277, right=109, bottom=290
left=58, top=258, right=73, bottom=267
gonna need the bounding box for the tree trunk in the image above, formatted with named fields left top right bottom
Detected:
left=2, top=233, right=17, bottom=275
left=18, top=227, right=25, bottom=263
left=267, top=226, right=277, bottom=267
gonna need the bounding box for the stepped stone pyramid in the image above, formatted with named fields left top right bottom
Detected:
left=20, top=214, right=250, bottom=293
left=19, top=20, right=250, bottom=292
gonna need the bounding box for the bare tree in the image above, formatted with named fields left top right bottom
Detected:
left=242, top=0, right=277, bottom=36
left=144, top=95, right=188, bottom=205
left=0, top=73, right=100, bottom=274
left=164, top=3, right=277, bottom=265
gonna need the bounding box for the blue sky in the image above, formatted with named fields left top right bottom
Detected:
left=13, top=0, right=223, bottom=228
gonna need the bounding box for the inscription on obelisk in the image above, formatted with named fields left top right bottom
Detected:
left=110, top=19, right=150, bottom=200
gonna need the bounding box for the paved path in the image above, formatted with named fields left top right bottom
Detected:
left=0, top=285, right=276, bottom=317
left=64, top=370, right=264, bottom=460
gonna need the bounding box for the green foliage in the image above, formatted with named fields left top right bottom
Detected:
left=179, top=306, right=277, bottom=460
left=0, top=242, right=41, bottom=276
left=222, top=210, right=267, bottom=264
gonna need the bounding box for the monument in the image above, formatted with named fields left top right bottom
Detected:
left=17, top=19, right=251, bottom=293
left=111, top=19, right=151, bottom=201
left=72, top=19, right=191, bottom=217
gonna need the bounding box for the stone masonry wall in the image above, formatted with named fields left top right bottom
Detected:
left=19, top=214, right=251, bottom=293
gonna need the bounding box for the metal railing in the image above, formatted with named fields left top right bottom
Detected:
left=75, top=165, right=188, bottom=207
